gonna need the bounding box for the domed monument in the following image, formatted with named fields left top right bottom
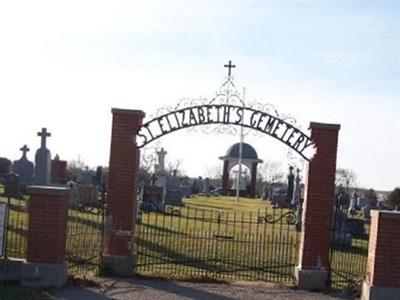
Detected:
left=219, top=143, right=263, bottom=198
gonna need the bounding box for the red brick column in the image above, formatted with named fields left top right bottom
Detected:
left=102, top=108, right=145, bottom=276
left=362, top=211, right=400, bottom=299
left=23, top=186, right=69, bottom=287
left=222, top=161, right=229, bottom=195
left=295, top=122, right=340, bottom=290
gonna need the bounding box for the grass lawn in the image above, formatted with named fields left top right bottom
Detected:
left=184, top=195, right=272, bottom=212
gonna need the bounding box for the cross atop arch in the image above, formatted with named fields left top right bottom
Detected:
left=224, top=60, right=236, bottom=77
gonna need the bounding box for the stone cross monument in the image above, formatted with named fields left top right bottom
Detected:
left=12, top=145, right=34, bottom=188
left=156, top=147, right=167, bottom=175
left=34, top=128, right=52, bottom=185
left=286, top=165, right=295, bottom=203
left=155, top=147, right=168, bottom=206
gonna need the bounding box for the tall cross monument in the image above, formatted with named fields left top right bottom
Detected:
left=156, top=147, right=167, bottom=174
left=34, top=128, right=52, bottom=185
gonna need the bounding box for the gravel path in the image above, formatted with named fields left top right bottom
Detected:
left=52, top=277, right=351, bottom=300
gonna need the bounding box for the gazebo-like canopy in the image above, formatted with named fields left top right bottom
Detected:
left=219, top=143, right=263, bottom=198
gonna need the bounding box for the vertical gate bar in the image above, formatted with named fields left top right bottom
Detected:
left=149, top=212, right=154, bottom=274
left=146, top=212, right=152, bottom=274
left=232, top=211, right=237, bottom=280
left=206, top=209, right=213, bottom=278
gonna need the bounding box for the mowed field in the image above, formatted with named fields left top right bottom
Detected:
left=136, top=195, right=300, bottom=282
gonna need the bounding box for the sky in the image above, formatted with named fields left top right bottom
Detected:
left=0, top=1, right=399, bottom=191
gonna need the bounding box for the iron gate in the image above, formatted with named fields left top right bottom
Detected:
left=329, top=205, right=369, bottom=294
left=136, top=206, right=300, bottom=283
left=66, top=188, right=105, bottom=276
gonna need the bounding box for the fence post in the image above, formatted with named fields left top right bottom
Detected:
left=102, top=108, right=145, bottom=276
left=21, top=185, right=69, bottom=287
left=295, top=122, right=340, bottom=290
left=361, top=211, right=400, bottom=299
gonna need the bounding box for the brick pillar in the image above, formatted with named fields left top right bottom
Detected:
left=249, top=162, right=257, bottom=199
left=222, top=160, right=229, bottom=196
left=23, top=185, right=69, bottom=287
left=361, top=211, right=400, bottom=300
left=102, top=108, right=145, bottom=276
left=295, top=122, right=340, bottom=290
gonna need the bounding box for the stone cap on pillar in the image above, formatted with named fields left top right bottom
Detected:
left=309, top=122, right=340, bottom=131
left=111, top=108, right=146, bottom=118
left=371, top=210, right=400, bottom=220
left=27, top=185, right=70, bottom=196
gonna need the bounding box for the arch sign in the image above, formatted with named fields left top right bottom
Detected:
left=137, top=104, right=315, bottom=161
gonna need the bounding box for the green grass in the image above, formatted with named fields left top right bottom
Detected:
left=184, top=196, right=272, bottom=212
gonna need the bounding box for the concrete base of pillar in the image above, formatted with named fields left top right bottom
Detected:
left=295, top=266, right=328, bottom=291
left=20, top=261, right=67, bottom=288
left=102, top=255, right=136, bottom=277
left=0, top=258, right=24, bottom=281
left=361, top=280, right=400, bottom=300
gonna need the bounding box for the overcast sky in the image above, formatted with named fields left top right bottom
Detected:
left=0, top=1, right=399, bottom=191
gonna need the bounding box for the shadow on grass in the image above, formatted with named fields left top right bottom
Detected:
left=67, top=213, right=102, bottom=230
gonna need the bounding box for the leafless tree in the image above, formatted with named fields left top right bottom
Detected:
left=257, top=160, right=285, bottom=183
left=336, top=168, right=357, bottom=190
left=167, top=158, right=184, bottom=176
left=205, top=164, right=223, bottom=180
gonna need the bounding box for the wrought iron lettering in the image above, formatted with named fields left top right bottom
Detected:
left=137, top=104, right=316, bottom=161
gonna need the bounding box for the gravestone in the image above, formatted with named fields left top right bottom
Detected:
left=196, top=177, right=204, bottom=194
left=357, top=196, right=369, bottom=209
left=51, top=154, right=69, bottom=184
left=155, top=147, right=167, bottom=175
left=4, top=173, right=22, bottom=198
left=67, top=180, right=79, bottom=207
left=154, top=148, right=168, bottom=203
left=291, top=168, right=301, bottom=206
left=345, top=218, right=365, bottom=238
left=231, top=169, right=247, bottom=191
left=262, top=182, right=269, bottom=200
left=362, top=204, right=371, bottom=220
left=12, top=145, right=34, bottom=189
left=333, top=210, right=353, bottom=246
left=141, top=185, right=164, bottom=211
left=78, top=184, right=99, bottom=206
left=179, top=185, right=192, bottom=197
left=165, top=174, right=184, bottom=205
left=34, top=128, right=52, bottom=185
left=95, top=166, right=106, bottom=186
left=165, top=189, right=184, bottom=206
left=0, top=158, right=11, bottom=178
left=292, top=169, right=302, bottom=230
left=286, top=166, right=295, bottom=203
left=202, top=177, right=210, bottom=196
left=348, top=192, right=358, bottom=216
